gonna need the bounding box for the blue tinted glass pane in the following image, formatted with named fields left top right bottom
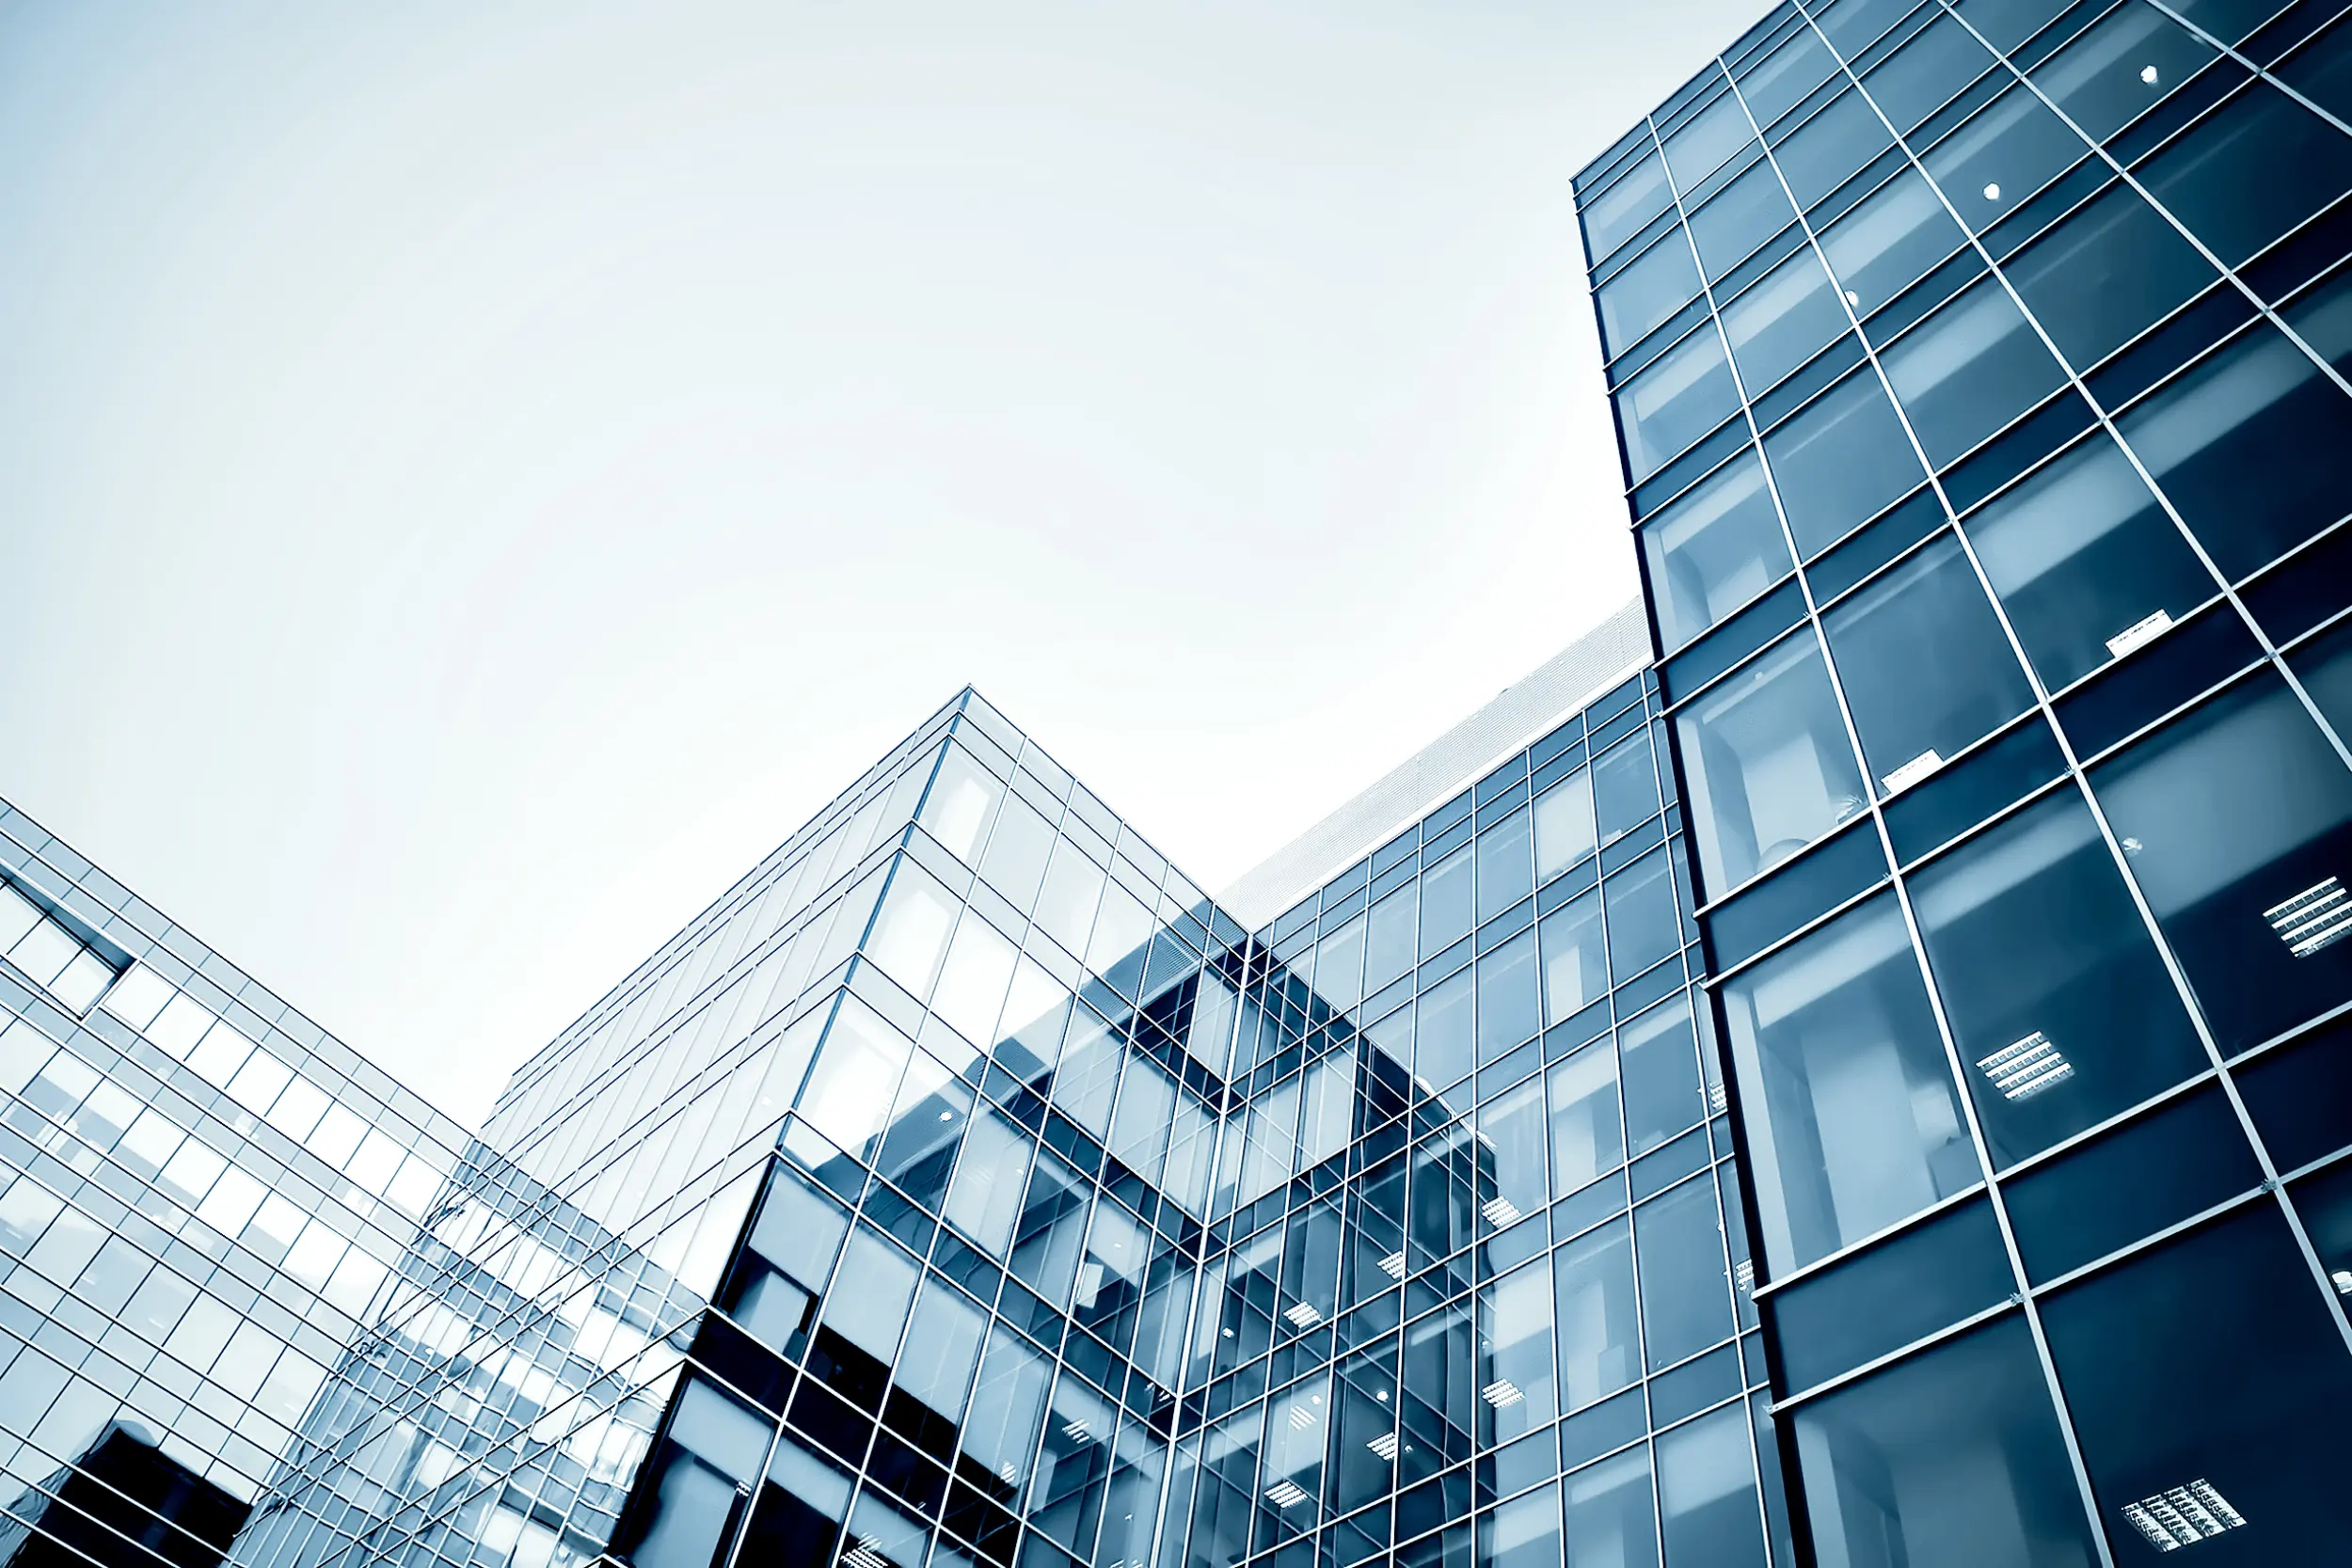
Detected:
left=1778, top=89, right=1900, bottom=211
left=1724, top=248, right=1849, bottom=392
left=1677, top=630, right=1868, bottom=895
left=1666, top=91, right=1757, bottom=190
left=1923, top=86, right=2090, bottom=234
left=1635, top=1176, right=1735, bottom=1370
left=1690, top=159, right=1799, bottom=281
left=1763, top=369, right=1927, bottom=555
left=1880, top=280, right=2066, bottom=466
left=1600, top=232, right=1705, bottom=358
left=1618, top=328, right=1743, bottom=482
left=1643, top=451, right=1794, bottom=650
left=1740, top=25, right=1836, bottom=128
left=1865, top=14, right=1996, bottom=133
left=2136, top=81, right=2352, bottom=267
left=2005, top=185, right=2217, bottom=369
left=1820, top=168, right=1968, bottom=318
left=1585, top=152, right=1674, bottom=261
left=2029, top=0, right=2217, bottom=142
left=1604, top=852, right=1680, bottom=984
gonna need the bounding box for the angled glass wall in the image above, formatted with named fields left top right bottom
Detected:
left=1579, top=0, right=2352, bottom=1559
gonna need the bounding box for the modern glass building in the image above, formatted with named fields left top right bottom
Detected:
left=1576, top=0, right=2352, bottom=1560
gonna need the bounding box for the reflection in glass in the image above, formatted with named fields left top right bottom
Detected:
left=1658, top=1403, right=1768, bottom=1566
left=1690, top=159, right=1797, bottom=281
left=1535, top=769, right=1598, bottom=882
left=2040, top=1204, right=2352, bottom=1562
left=1791, top=1316, right=2099, bottom=1567
left=1737, top=24, right=1836, bottom=128
left=2136, top=80, right=2352, bottom=267
left=1666, top=91, right=1755, bottom=191
left=1540, top=888, right=1608, bottom=1026
left=1605, top=852, right=1680, bottom=985
left=1554, top=1217, right=1642, bottom=1412
left=1584, top=152, right=1674, bottom=262
left=1636, top=1176, right=1734, bottom=1370
left=1762, top=369, right=1927, bottom=556
left=1723, top=249, right=1848, bottom=393
left=2004, top=185, right=2216, bottom=369
left=1642, top=451, right=1793, bottom=650
left=1599, top=232, right=1704, bottom=359
left=1863, top=14, right=1994, bottom=132
left=1922, top=85, right=2088, bottom=233
left=1619, top=995, right=1707, bottom=1156
left=1721, top=895, right=1982, bottom=1272
left=2028, top=0, right=2215, bottom=142
left=1677, top=630, right=1868, bottom=895
left=1563, top=1448, right=1660, bottom=1568
left=1961, top=433, right=2217, bottom=691
left=1485, top=1260, right=1558, bottom=1442
left=2090, top=673, right=2352, bottom=1052
left=1910, top=791, right=2207, bottom=1168
left=1478, top=812, right=1534, bottom=923
left=1822, top=535, right=2034, bottom=797
left=1775, top=89, right=1898, bottom=210
left=1820, top=168, right=1967, bottom=319
left=1881, top=281, right=2065, bottom=467
left=1549, top=1041, right=1625, bottom=1196
left=1616, top=326, right=1742, bottom=482
left=1593, top=733, right=1661, bottom=847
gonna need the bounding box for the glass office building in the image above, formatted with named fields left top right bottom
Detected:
left=1577, top=0, right=2352, bottom=1560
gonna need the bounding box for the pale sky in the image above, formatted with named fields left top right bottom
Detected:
left=1, top=0, right=1768, bottom=1131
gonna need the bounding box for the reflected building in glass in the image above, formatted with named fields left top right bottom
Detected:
left=1579, top=0, right=2352, bottom=1559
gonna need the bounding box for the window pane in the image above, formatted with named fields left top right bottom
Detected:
left=1656, top=1402, right=1767, bottom=1567
left=1791, top=1316, right=2100, bottom=1567
left=1635, top=1177, right=1734, bottom=1370
left=1822, top=534, right=2035, bottom=797
left=1585, top=150, right=1673, bottom=261
left=1643, top=451, right=1794, bottom=651
left=1720, top=895, right=1983, bottom=1273
left=1477, top=929, right=1540, bottom=1064
left=2088, top=672, right=2352, bottom=1052
left=2006, top=185, right=2217, bottom=369
left=1419, top=968, right=1474, bottom=1088
left=1605, top=852, right=1681, bottom=985
left=1762, top=369, right=1927, bottom=556
left=1910, top=791, right=2208, bottom=1168
left=1485, top=1260, right=1559, bottom=1439
left=1540, top=888, right=1610, bottom=1025
left=1776, top=89, right=1899, bottom=211
left=1882, top=281, right=2066, bottom=466
left=1677, top=630, right=1869, bottom=895
left=1961, top=432, right=2218, bottom=691
left=1739, top=24, right=1836, bottom=128
left=1689, top=160, right=1798, bottom=282
left=1422, top=848, right=1473, bottom=959
left=1620, top=994, right=1707, bottom=1156
left=1549, top=1041, right=1625, bottom=1196
left=1723, top=248, right=1848, bottom=393
left=1554, top=1217, right=1642, bottom=1412
left=1600, top=232, right=1705, bottom=359
left=2041, top=1204, right=2352, bottom=1560
left=2136, top=80, right=2352, bottom=267
left=1564, top=1449, right=1661, bottom=1568
left=2115, top=320, right=2352, bottom=580
left=1535, top=770, right=1599, bottom=881
left=1618, top=326, right=1743, bottom=482
left=1922, top=85, right=2090, bottom=233
left=1666, top=91, right=1756, bottom=190
left=2028, top=0, right=2217, bottom=142
left=1819, top=168, right=1968, bottom=319
left=1594, top=732, right=1661, bottom=847
left=1865, top=14, right=1996, bottom=133
left=1478, top=812, right=1534, bottom=923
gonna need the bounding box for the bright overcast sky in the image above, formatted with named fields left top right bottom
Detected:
left=1, top=0, right=1768, bottom=1131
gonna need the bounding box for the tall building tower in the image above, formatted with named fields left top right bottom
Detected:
left=1577, top=0, right=2352, bottom=1560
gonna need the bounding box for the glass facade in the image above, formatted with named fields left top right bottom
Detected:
left=1579, top=0, right=2352, bottom=1559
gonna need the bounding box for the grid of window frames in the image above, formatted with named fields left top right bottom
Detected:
left=1578, top=0, right=2352, bottom=1559
left=0, top=797, right=469, bottom=1567
left=1158, top=671, right=1794, bottom=1568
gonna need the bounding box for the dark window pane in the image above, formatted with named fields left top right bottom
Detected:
left=1617, top=327, right=1743, bottom=483
left=1791, top=1316, right=2101, bottom=1567
left=1604, top=851, right=1680, bottom=984
left=1422, top=848, right=1473, bottom=959
left=1773, top=1196, right=2014, bottom=1390
left=1656, top=1403, right=1767, bottom=1567
left=2005, top=185, right=2217, bottom=368
left=2234, top=1013, right=2352, bottom=1168
left=1866, top=14, right=1997, bottom=132
left=2168, top=0, right=2296, bottom=45
left=1666, top=91, right=1757, bottom=190
left=1620, top=994, right=1708, bottom=1156
left=2288, top=1158, right=2352, bottom=1305
left=1910, top=791, right=2210, bottom=1166
left=1583, top=151, right=1673, bottom=262
left=1690, top=159, right=1799, bottom=281
left=1962, top=432, right=2220, bottom=691
left=2277, top=12, right=2352, bottom=124
left=1820, top=168, right=1969, bottom=318
left=2118, top=322, right=2352, bottom=580
left=1881, top=280, right=2067, bottom=465
left=1723, top=248, right=1849, bottom=393
left=1562, top=1449, right=1659, bottom=1568
left=1635, top=1176, right=1735, bottom=1371
left=1720, top=895, right=1983, bottom=1272
left=2031, top=0, right=2218, bottom=142
left=1923, top=86, right=2091, bottom=234
left=1477, top=929, right=1540, bottom=1063
left=1600, top=232, right=1705, bottom=359
left=1554, top=1217, right=1642, bottom=1412
left=1643, top=451, right=1795, bottom=650
left=1957, top=0, right=2072, bottom=52
left=2090, top=672, right=2352, bottom=1051
left=2136, top=81, right=2352, bottom=267
left=1823, top=534, right=2035, bottom=797
left=1777, top=90, right=1900, bottom=211
left=1763, top=369, right=1929, bottom=555
left=1478, top=811, right=1534, bottom=924
left=2004, top=1085, right=2263, bottom=1282
left=2280, top=256, right=2352, bottom=380
left=2041, top=1204, right=2352, bottom=1560
left=1677, top=630, right=1869, bottom=895
left=2288, top=618, right=2352, bottom=745
left=1819, top=0, right=1915, bottom=55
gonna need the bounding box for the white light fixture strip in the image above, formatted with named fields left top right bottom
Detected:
left=1977, top=1031, right=2074, bottom=1101
left=2106, top=608, right=2174, bottom=658
left=1376, top=1250, right=1407, bottom=1281
left=1265, top=1480, right=1309, bottom=1508
left=1367, top=1432, right=1399, bottom=1460
left=2122, top=1480, right=2247, bottom=1551
left=1480, top=1378, right=1524, bottom=1408
left=1882, top=749, right=1945, bottom=794
left=1288, top=1403, right=1317, bottom=1430
left=1283, top=1302, right=1323, bottom=1328
left=1481, top=1196, right=1522, bottom=1227
left=2266, top=876, right=2350, bottom=957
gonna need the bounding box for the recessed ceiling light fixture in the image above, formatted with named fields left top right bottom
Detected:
left=1481, top=1196, right=1522, bottom=1227
left=1377, top=1250, right=1407, bottom=1281
left=2121, top=1480, right=2245, bottom=1550
left=1480, top=1379, right=1524, bottom=1408
left=1283, top=1302, right=1323, bottom=1328
left=1978, top=1031, right=2074, bottom=1100
left=2141, top=63, right=2160, bottom=83
left=2266, top=877, right=2349, bottom=957
left=1367, top=1432, right=1399, bottom=1460
left=1289, top=1403, right=1318, bottom=1430
left=1265, top=1480, right=1309, bottom=1508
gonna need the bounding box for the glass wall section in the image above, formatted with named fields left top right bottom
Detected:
left=1176, top=669, right=1788, bottom=1568
left=1583, top=0, right=2352, bottom=1560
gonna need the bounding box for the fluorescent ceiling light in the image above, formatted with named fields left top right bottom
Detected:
left=1480, top=1379, right=1524, bottom=1408
left=1734, top=1260, right=1755, bottom=1295
left=2266, top=877, right=2349, bottom=958
left=1376, top=1250, right=1407, bottom=1281
left=1061, top=1419, right=1091, bottom=1443
left=1289, top=1403, right=1317, bottom=1430
left=2331, top=1268, right=2352, bottom=1295
left=1977, top=1032, right=2074, bottom=1101
left=843, top=1538, right=890, bottom=1568
left=1367, top=1432, right=1399, bottom=1460
left=1283, top=1302, right=1323, bottom=1328
left=1481, top=1196, right=1522, bottom=1227
left=2121, top=1480, right=2245, bottom=1551
left=1265, top=1480, right=1309, bottom=1508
